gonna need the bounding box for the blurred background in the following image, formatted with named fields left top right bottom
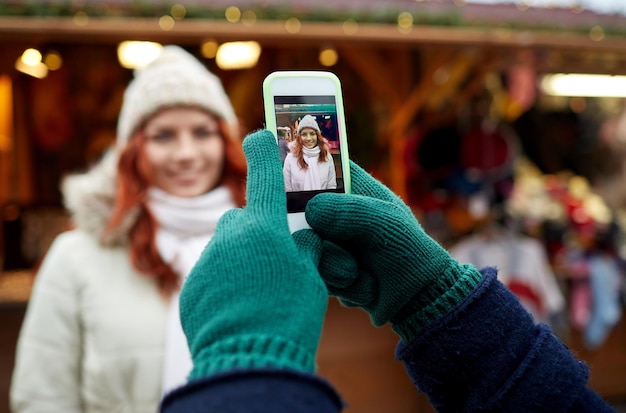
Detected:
left=1, top=0, right=626, bottom=412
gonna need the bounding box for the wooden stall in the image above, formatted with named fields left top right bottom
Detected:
left=1, top=1, right=626, bottom=411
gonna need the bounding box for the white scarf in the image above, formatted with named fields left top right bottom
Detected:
left=302, top=146, right=322, bottom=190
left=146, top=186, right=237, bottom=396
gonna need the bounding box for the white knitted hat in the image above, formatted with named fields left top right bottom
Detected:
left=116, top=45, right=237, bottom=147
left=297, top=115, right=320, bottom=134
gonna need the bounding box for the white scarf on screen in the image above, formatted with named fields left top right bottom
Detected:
left=146, top=186, right=237, bottom=396
left=302, top=146, right=322, bottom=190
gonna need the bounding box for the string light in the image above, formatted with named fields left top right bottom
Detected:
left=117, top=41, right=163, bottom=69
left=540, top=74, right=626, bottom=98
left=215, top=41, right=261, bottom=70
left=319, top=47, right=338, bottom=67
left=15, top=48, right=48, bottom=79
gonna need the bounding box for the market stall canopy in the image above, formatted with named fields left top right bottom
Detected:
left=0, top=0, right=624, bottom=51
left=1, top=0, right=625, bottom=198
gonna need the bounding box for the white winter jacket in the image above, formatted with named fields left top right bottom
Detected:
left=283, top=152, right=337, bottom=192
left=10, top=152, right=169, bottom=413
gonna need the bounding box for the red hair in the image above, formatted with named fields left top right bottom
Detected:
left=105, top=118, right=247, bottom=295
left=292, top=129, right=331, bottom=170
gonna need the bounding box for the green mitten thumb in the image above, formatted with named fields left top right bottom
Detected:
left=180, top=130, right=328, bottom=380
left=293, top=229, right=375, bottom=308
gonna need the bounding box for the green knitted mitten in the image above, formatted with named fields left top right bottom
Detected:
left=179, top=130, right=328, bottom=381
left=303, top=161, right=483, bottom=343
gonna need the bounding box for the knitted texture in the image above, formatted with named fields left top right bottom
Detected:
left=303, top=161, right=483, bottom=343
left=179, top=130, right=328, bottom=380
left=395, top=270, right=611, bottom=412
left=297, top=114, right=320, bottom=134
left=161, top=369, right=343, bottom=413
left=117, top=45, right=237, bottom=147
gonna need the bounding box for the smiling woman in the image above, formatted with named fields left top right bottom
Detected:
left=283, top=114, right=337, bottom=192
left=141, top=108, right=226, bottom=198
left=10, top=45, right=247, bottom=413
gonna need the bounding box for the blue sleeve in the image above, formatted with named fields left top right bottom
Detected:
left=395, top=268, right=616, bottom=413
left=160, top=368, right=343, bottom=413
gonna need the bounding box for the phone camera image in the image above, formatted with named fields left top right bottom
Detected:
left=274, top=96, right=345, bottom=212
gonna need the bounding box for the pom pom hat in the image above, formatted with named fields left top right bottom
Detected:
left=297, top=115, right=320, bottom=135
left=116, top=45, right=238, bottom=147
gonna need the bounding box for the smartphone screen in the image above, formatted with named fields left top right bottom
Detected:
left=273, top=95, right=346, bottom=212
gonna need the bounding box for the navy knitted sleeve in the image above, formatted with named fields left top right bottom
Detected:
left=160, top=368, right=343, bottom=413
left=395, top=268, right=616, bottom=413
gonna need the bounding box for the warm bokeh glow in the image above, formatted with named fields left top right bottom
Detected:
left=0, top=75, right=13, bottom=152
left=342, top=19, right=358, bottom=35
left=159, top=15, right=175, bottom=31
left=171, top=3, right=186, bottom=20
left=285, top=17, right=301, bottom=33
left=242, top=10, right=257, bottom=26
left=117, top=41, right=163, bottom=69
left=15, top=49, right=48, bottom=79
left=215, top=41, right=261, bottom=70
left=319, top=48, right=338, bottom=67
left=21, top=48, right=41, bottom=66
left=540, top=74, right=626, bottom=97
left=44, top=51, right=63, bottom=71
left=201, top=40, right=219, bottom=59
left=397, top=12, right=413, bottom=33
left=225, top=6, right=241, bottom=22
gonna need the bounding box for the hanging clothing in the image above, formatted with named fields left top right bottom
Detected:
left=559, top=244, right=624, bottom=349
left=584, top=252, right=623, bottom=349
left=449, top=230, right=565, bottom=324
left=561, top=246, right=592, bottom=331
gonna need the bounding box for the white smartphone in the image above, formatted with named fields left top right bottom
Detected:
left=263, top=71, right=351, bottom=232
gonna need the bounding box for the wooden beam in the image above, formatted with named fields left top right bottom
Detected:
left=338, top=46, right=403, bottom=107
left=388, top=50, right=453, bottom=138
left=385, top=50, right=463, bottom=201
left=421, top=51, right=498, bottom=132
left=425, top=51, right=479, bottom=112
left=389, top=49, right=414, bottom=95
left=2, top=17, right=626, bottom=55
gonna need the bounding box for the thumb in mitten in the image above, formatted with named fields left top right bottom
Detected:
left=293, top=230, right=375, bottom=308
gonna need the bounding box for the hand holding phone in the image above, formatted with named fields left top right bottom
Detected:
left=263, top=71, right=351, bottom=232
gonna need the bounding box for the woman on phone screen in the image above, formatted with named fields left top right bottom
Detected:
left=10, top=45, right=247, bottom=412
left=283, top=114, right=337, bottom=192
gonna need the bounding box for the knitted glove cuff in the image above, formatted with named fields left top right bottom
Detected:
left=189, top=334, right=316, bottom=381
left=391, top=263, right=483, bottom=343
